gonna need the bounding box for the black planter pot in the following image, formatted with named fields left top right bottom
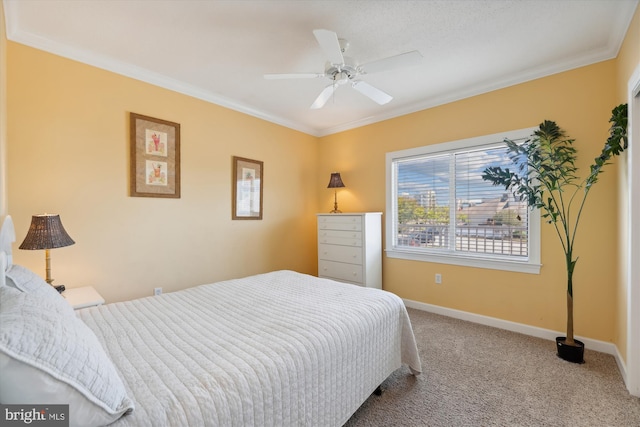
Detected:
left=556, top=337, right=585, bottom=363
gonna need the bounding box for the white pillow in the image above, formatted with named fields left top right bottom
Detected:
left=0, top=286, right=134, bottom=427
left=6, top=263, right=59, bottom=295
left=4, top=264, right=74, bottom=316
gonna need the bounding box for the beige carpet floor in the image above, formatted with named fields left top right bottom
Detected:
left=345, top=308, right=640, bottom=426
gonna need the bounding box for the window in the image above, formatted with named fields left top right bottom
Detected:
left=385, top=128, right=541, bottom=274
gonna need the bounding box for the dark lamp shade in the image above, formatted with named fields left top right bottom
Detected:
left=19, top=214, right=75, bottom=250
left=327, top=172, right=346, bottom=189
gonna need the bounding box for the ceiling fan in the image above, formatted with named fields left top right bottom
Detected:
left=264, top=29, right=423, bottom=109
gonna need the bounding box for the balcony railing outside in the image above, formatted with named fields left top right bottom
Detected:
left=397, top=223, right=528, bottom=257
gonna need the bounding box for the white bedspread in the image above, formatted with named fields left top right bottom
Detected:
left=78, top=270, right=421, bottom=427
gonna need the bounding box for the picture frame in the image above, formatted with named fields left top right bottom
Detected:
left=232, top=156, right=263, bottom=220
left=129, top=112, right=181, bottom=198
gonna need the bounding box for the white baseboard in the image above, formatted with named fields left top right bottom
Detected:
left=615, top=345, right=629, bottom=387
left=403, top=298, right=627, bottom=380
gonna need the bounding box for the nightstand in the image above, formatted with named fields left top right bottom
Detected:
left=62, top=286, right=105, bottom=310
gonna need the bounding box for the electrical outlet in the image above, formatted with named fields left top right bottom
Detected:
left=435, top=274, right=442, bottom=284
left=154, top=287, right=162, bottom=296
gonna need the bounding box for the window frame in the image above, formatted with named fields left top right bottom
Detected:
left=385, top=127, right=541, bottom=274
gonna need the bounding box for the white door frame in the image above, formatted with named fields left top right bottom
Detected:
left=627, top=64, right=640, bottom=397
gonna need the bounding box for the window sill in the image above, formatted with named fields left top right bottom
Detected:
left=385, top=247, right=541, bottom=274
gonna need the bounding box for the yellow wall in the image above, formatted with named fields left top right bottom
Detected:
left=1, top=3, right=7, bottom=217
left=614, top=5, right=640, bottom=363
left=6, top=42, right=319, bottom=303
left=616, top=6, right=640, bottom=102
left=318, top=61, right=620, bottom=343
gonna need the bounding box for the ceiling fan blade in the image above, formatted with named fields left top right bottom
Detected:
left=264, top=73, right=324, bottom=80
left=310, top=84, right=337, bottom=109
left=351, top=80, right=393, bottom=105
left=313, top=29, right=345, bottom=65
left=360, top=50, right=423, bottom=74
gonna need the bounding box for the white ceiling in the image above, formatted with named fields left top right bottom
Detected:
left=3, top=0, right=638, bottom=136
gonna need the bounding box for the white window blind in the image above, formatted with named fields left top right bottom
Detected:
left=386, top=128, right=541, bottom=274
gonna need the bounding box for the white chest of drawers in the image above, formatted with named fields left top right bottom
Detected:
left=317, top=213, right=382, bottom=289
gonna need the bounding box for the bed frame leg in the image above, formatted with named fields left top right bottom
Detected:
left=373, top=385, right=383, bottom=396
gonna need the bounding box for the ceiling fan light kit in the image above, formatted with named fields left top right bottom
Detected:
left=264, top=29, right=422, bottom=109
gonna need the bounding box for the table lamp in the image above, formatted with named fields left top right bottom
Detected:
left=19, top=214, right=75, bottom=287
left=327, top=172, right=346, bottom=213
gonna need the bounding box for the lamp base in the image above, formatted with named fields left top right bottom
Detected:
left=330, top=190, right=342, bottom=213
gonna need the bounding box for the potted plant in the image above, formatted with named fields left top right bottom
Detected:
left=481, top=104, right=628, bottom=363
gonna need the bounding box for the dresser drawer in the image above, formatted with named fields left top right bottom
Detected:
left=316, top=212, right=382, bottom=289
left=318, top=243, right=362, bottom=264
left=318, top=215, right=362, bottom=231
left=318, top=229, right=362, bottom=246
left=319, top=260, right=363, bottom=284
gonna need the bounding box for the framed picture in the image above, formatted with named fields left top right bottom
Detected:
left=129, top=112, right=180, bottom=198
left=232, top=156, right=263, bottom=220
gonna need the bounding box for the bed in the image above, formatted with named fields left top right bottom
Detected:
left=0, top=215, right=421, bottom=426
